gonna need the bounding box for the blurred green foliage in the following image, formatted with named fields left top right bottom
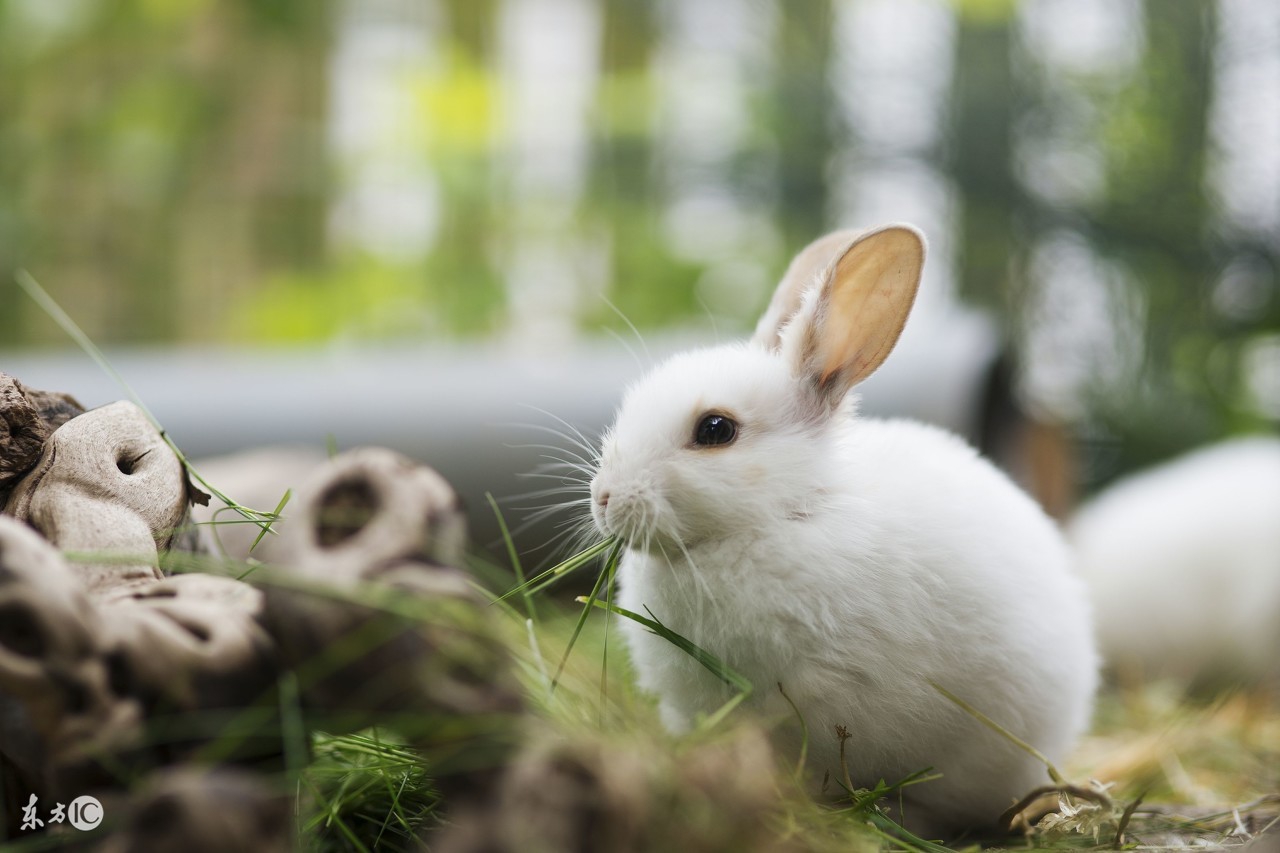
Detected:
left=0, top=0, right=1276, bottom=488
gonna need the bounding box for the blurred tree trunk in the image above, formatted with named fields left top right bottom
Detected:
left=773, top=0, right=835, bottom=251
left=1089, top=1, right=1221, bottom=467
left=172, top=2, right=335, bottom=341
left=426, top=0, right=504, bottom=335
left=589, top=0, right=664, bottom=320
left=1096, top=1, right=1214, bottom=335
left=595, top=0, right=656, bottom=206
left=447, top=0, right=498, bottom=58
left=948, top=8, right=1022, bottom=318
left=0, top=11, right=27, bottom=345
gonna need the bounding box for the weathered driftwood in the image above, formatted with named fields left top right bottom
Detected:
left=188, top=445, right=329, bottom=562
left=0, top=383, right=524, bottom=845
left=0, top=401, right=276, bottom=819
left=4, top=401, right=188, bottom=599
left=0, top=374, right=84, bottom=504
left=96, top=767, right=291, bottom=853
left=280, top=446, right=468, bottom=582
left=101, top=574, right=277, bottom=720
left=260, top=448, right=521, bottom=740
left=0, top=517, right=143, bottom=776
left=435, top=724, right=800, bottom=853
left=0, top=517, right=279, bottom=808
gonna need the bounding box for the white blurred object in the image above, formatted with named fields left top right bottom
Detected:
left=2, top=327, right=1016, bottom=560
left=1069, top=436, right=1280, bottom=686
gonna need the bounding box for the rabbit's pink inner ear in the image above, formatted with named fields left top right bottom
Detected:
left=751, top=229, right=867, bottom=352
left=811, top=225, right=925, bottom=395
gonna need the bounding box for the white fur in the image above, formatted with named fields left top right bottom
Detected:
left=590, top=340, right=1098, bottom=835
left=1069, top=436, right=1280, bottom=684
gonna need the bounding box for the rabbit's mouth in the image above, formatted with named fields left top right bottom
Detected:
left=593, top=498, right=680, bottom=555
left=594, top=506, right=644, bottom=548
left=589, top=469, right=688, bottom=553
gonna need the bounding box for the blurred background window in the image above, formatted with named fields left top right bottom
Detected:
left=1, top=0, right=1276, bottom=508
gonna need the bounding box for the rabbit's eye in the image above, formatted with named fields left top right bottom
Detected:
left=693, top=413, right=738, bottom=447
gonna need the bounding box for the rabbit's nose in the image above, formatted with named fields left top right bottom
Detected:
left=596, top=491, right=611, bottom=509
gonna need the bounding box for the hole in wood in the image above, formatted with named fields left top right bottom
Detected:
left=106, top=650, right=134, bottom=697
left=133, top=587, right=178, bottom=599
left=51, top=674, right=90, bottom=714
left=0, top=602, right=46, bottom=658
left=116, top=447, right=151, bottom=475
left=315, top=477, right=381, bottom=548
left=179, top=620, right=211, bottom=643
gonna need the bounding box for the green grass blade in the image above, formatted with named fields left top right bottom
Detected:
left=278, top=671, right=307, bottom=779
left=866, top=813, right=954, bottom=853
left=929, top=680, right=1065, bottom=784
left=491, top=537, right=615, bottom=604
left=486, top=492, right=535, bottom=622
left=302, top=774, right=372, bottom=853
left=840, top=768, right=943, bottom=815
left=368, top=728, right=414, bottom=845
left=249, top=488, right=292, bottom=554
left=235, top=560, right=264, bottom=582
left=600, top=544, right=616, bottom=714
left=696, top=691, right=750, bottom=733
left=525, top=616, right=552, bottom=694
left=579, top=598, right=753, bottom=698
left=777, top=682, right=809, bottom=779
left=16, top=269, right=155, bottom=421
left=552, top=539, right=623, bottom=691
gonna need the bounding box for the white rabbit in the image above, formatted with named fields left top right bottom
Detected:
left=1070, top=436, right=1280, bottom=687
left=588, top=225, right=1097, bottom=836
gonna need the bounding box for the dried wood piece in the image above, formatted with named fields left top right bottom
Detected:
left=97, top=767, right=291, bottom=853
left=102, top=575, right=277, bottom=718
left=435, top=725, right=799, bottom=853
left=2, top=419, right=523, bottom=844
left=0, top=377, right=44, bottom=489
left=283, top=447, right=468, bottom=581
left=261, top=448, right=521, bottom=737
left=0, top=517, right=143, bottom=772
left=188, top=446, right=329, bottom=561
left=0, top=522, right=280, bottom=828
left=0, top=373, right=82, bottom=494
left=4, top=401, right=187, bottom=598
left=21, top=385, right=84, bottom=434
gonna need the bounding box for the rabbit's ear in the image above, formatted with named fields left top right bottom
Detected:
left=784, top=224, right=924, bottom=404
left=752, top=229, right=867, bottom=352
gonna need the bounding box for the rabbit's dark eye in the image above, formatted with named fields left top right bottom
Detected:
left=693, top=413, right=738, bottom=447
